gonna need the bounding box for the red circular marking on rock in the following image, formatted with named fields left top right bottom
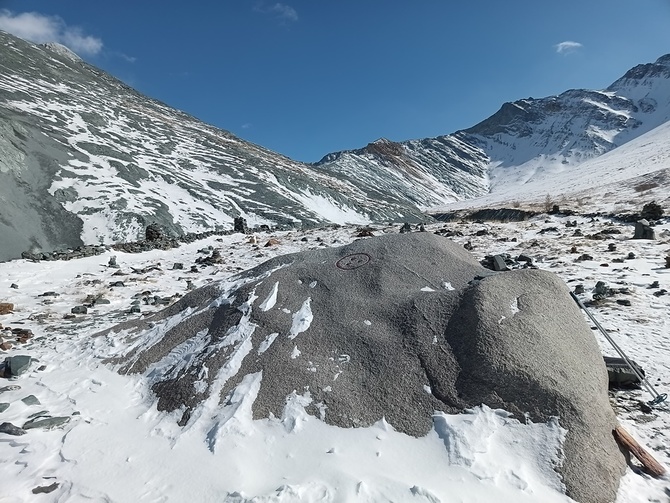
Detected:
left=336, top=253, right=371, bottom=270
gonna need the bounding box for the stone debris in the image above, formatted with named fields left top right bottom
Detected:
left=0, top=422, right=26, bottom=436
left=23, top=416, right=71, bottom=430
left=4, top=355, right=31, bottom=377
left=21, top=395, right=41, bottom=406
left=32, top=482, right=59, bottom=494
left=633, top=219, right=655, bottom=240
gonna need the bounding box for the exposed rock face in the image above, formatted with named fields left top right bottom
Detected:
left=105, top=233, right=623, bottom=503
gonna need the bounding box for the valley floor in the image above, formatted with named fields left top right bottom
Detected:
left=0, top=214, right=668, bottom=502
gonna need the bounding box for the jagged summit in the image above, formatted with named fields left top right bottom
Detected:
left=655, top=54, right=670, bottom=66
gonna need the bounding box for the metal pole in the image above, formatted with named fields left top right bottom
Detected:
left=570, top=292, right=667, bottom=406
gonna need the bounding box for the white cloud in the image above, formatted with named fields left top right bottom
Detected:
left=242, top=123, right=253, bottom=129
left=118, top=52, right=137, bottom=63
left=555, top=41, right=583, bottom=54
left=0, top=10, right=103, bottom=56
left=255, top=3, right=298, bottom=22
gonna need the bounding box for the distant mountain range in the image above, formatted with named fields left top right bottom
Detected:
left=0, top=29, right=668, bottom=261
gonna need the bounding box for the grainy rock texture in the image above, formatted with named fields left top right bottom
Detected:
left=106, top=233, right=623, bottom=503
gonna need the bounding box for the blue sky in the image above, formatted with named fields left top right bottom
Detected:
left=1, top=1, right=669, bottom=162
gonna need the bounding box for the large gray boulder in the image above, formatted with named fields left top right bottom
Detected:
left=104, top=233, right=623, bottom=503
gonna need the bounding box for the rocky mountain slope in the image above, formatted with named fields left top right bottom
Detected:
left=1, top=27, right=669, bottom=262
left=316, top=54, right=670, bottom=203
left=0, top=31, right=429, bottom=262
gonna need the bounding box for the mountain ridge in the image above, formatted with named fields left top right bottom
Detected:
left=0, top=28, right=668, bottom=261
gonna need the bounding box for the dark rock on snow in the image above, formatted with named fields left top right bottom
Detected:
left=21, top=395, right=41, bottom=406
left=0, top=422, right=26, bottom=436
left=633, top=219, right=655, bottom=240
left=5, top=355, right=31, bottom=376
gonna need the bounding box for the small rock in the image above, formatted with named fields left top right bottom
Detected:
left=172, top=262, right=184, bottom=270
left=108, top=256, right=119, bottom=268
left=641, top=202, right=663, bottom=221
left=71, top=305, right=88, bottom=315
left=10, top=284, right=18, bottom=289
left=492, top=255, right=509, bottom=271
left=264, top=238, right=281, bottom=247
left=608, top=243, right=617, bottom=252
left=627, top=252, right=636, bottom=259
left=356, top=227, right=375, bottom=238
left=0, top=403, right=9, bottom=413
left=0, top=385, right=20, bottom=393
left=653, top=289, right=667, bottom=297
left=21, top=395, right=41, bottom=406
left=23, top=416, right=71, bottom=430
left=633, top=220, right=655, bottom=240
left=399, top=223, right=412, bottom=234
left=0, top=422, right=26, bottom=436
left=94, top=298, right=111, bottom=305
left=0, top=303, right=14, bottom=315
left=129, top=305, right=141, bottom=314
left=145, top=223, right=165, bottom=241
left=32, top=482, right=59, bottom=494
left=517, top=254, right=533, bottom=264
left=574, top=284, right=585, bottom=295
left=233, top=217, right=248, bottom=234
left=616, top=299, right=631, bottom=306
left=0, top=342, right=12, bottom=351
left=110, top=281, right=125, bottom=287
left=6, top=355, right=31, bottom=376
left=594, top=281, right=610, bottom=296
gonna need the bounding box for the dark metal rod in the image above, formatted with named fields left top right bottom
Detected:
left=570, top=292, right=665, bottom=405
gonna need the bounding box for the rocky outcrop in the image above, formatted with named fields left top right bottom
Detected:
left=104, top=232, right=623, bottom=503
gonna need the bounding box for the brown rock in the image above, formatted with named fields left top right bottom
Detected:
left=0, top=303, right=13, bottom=315
left=264, top=238, right=281, bottom=247
left=0, top=342, right=12, bottom=351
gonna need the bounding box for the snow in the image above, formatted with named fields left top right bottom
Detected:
left=290, top=189, right=370, bottom=225
left=0, top=216, right=669, bottom=502
left=288, top=298, right=313, bottom=340
left=432, top=118, right=670, bottom=215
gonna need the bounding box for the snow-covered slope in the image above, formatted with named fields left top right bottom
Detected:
left=468, top=54, right=670, bottom=193
left=317, top=54, right=670, bottom=206
left=0, top=31, right=428, bottom=262
left=314, top=136, right=491, bottom=210
left=432, top=117, right=670, bottom=215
